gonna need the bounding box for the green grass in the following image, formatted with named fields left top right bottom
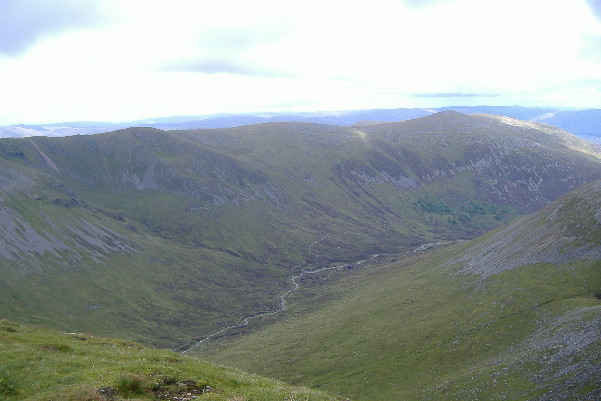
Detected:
left=194, top=241, right=601, bottom=401
left=0, top=114, right=600, bottom=398
left=0, top=320, right=346, bottom=401
left=0, top=189, right=291, bottom=348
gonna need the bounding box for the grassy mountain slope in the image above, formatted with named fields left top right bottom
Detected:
left=0, top=320, right=346, bottom=401
left=178, top=111, right=601, bottom=243
left=196, top=179, right=601, bottom=401
left=0, top=112, right=600, bottom=349
left=0, top=156, right=285, bottom=347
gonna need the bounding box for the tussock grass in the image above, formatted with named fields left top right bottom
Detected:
left=0, top=320, right=345, bottom=401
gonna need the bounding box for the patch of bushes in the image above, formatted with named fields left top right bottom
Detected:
left=115, top=373, right=147, bottom=396
left=0, top=321, right=19, bottom=333
left=0, top=370, right=18, bottom=399
left=109, top=373, right=213, bottom=399
left=414, top=197, right=510, bottom=224
left=42, top=343, right=73, bottom=353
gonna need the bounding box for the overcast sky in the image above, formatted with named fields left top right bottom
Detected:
left=1, top=0, right=600, bottom=125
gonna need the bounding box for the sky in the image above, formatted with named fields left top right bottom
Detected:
left=1, top=0, right=601, bottom=125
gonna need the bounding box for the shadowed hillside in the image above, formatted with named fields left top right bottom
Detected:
left=0, top=112, right=600, bottom=349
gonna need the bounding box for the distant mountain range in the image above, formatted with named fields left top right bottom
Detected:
left=2, top=106, right=601, bottom=143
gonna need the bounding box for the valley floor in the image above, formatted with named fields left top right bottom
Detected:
left=187, top=239, right=601, bottom=401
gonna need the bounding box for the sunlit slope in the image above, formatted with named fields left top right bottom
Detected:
left=0, top=320, right=346, bottom=401
left=199, top=179, right=601, bottom=401
left=0, top=111, right=600, bottom=349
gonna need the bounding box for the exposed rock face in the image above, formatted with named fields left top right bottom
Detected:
left=0, top=205, right=69, bottom=260
left=0, top=204, right=137, bottom=268
left=453, top=179, right=601, bottom=277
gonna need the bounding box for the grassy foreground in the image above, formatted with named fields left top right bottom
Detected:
left=0, top=320, right=346, bottom=401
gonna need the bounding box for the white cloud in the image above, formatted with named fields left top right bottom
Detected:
left=0, top=0, right=108, bottom=55
left=0, top=0, right=600, bottom=124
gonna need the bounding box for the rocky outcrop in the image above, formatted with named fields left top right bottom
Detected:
left=452, top=179, right=601, bottom=277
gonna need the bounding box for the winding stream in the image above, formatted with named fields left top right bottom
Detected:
left=178, top=236, right=370, bottom=354
left=176, top=238, right=453, bottom=354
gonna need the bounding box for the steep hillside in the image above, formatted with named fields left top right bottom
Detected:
left=0, top=320, right=345, bottom=401
left=0, top=112, right=600, bottom=349
left=452, top=177, right=601, bottom=277
left=0, top=156, right=286, bottom=347
left=197, top=179, right=601, bottom=401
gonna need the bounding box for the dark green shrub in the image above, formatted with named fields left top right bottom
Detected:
left=42, top=343, right=73, bottom=353
left=1, top=326, right=16, bottom=333
left=0, top=370, right=18, bottom=398
left=115, top=373, right=147, bottom=396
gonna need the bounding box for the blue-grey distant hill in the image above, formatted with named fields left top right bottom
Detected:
left=2, top=106, right=600, bottom=142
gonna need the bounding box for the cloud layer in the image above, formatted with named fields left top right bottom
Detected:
left=0, top=0, right=107, bottom=55
left=414, top=93, right=500, bottom=98
left=585, top=0, right=601, bottom=20
left=0, top=0, right=600, bottom=124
